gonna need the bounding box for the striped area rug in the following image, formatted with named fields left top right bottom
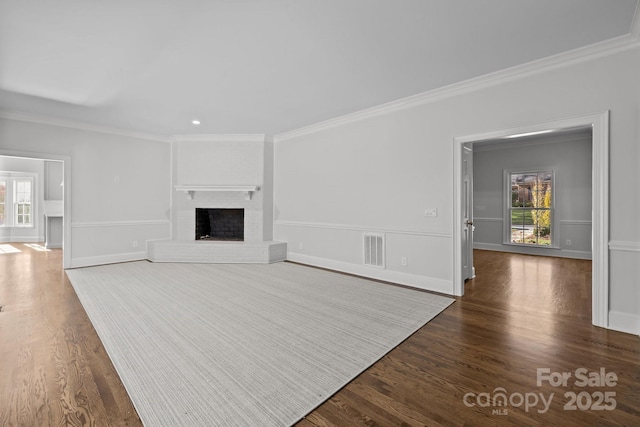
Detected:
left=66, top=261, right=453, bottom=426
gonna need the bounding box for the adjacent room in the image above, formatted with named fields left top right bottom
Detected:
left=0, top=156, right=64, bottom=250
left=1, top=1, right=639, bottom=426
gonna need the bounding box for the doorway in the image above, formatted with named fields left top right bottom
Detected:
left=0, top=149, right=71, bottom=269
left=453, top=112, right=609, bottom=328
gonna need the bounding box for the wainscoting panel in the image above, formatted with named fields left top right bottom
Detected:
left=608, top=241, right=640, bottom=335
left=473, top=217, right=592, bottom=259
left=559, top=219, right=592, bottom=253
left=70, top=220, right=170, bottom=268
left=471, top=217, right=503, bottom=246
left=274, top=220, right=453, bottom=295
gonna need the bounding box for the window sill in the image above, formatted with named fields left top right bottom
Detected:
left=502, top=242, right=560, bottom=249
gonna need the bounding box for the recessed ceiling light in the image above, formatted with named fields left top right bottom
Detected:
left=191, top=119, right=201, bottom=125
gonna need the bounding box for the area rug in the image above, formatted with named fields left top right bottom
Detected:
left=66, top=261, right=453, bottom=426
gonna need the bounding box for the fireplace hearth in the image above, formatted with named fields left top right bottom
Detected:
left=195, top=208, right=244, bottom=241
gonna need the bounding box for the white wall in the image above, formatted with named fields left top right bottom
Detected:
left=0, top=118, right=171, bottom=267
left=175, top=139, right=263, bottom=185
left=473, top=132, right=592, bottom=259
left=44, top=160, right=64, bottom=200
left=0, top=156, right=45, bottom=242
left=274, top=44, right=640, bottom=334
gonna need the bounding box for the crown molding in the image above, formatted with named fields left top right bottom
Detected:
left=0, top=110, right=171, bottom=142
left=275, top=27, right=640, bottom=143
left=171, top=134, right=269, bottom=143
left=0, top=110, right=272, bottom=144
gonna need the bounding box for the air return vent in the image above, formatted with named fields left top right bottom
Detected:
left=363, top=233, right=385, bottom=268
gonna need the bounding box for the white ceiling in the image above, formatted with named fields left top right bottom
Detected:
left=1, top=0, right=638, bottom=137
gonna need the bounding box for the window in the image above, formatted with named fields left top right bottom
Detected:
left=0, top=175, right=35, bottom=228
left=0, top=181, right=5, bottom=226
left=507, top=170, right=553, bottom=246
left=15, top=180, right=33, bottom=226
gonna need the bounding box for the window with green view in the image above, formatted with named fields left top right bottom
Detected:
left=508, top=171, right=553, bottom=246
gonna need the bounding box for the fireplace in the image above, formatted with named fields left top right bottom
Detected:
left=195, top=208, right=244, bottom=241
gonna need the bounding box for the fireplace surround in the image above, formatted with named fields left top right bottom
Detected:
left=147, top=135, right=286, bottom=263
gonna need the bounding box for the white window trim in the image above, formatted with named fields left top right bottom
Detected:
left=0, top=173, right=37, bottom=228
left=0, top=178, right=5, bottom=227
left=503, top=168, right=558, bottom=248
left=14, top=177, right=34, bottom=227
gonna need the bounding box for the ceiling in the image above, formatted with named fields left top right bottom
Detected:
left=1, top=0, right=638, bottom=137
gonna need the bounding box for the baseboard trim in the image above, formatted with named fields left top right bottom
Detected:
left=473, top=242, right=592, bottom=260
left=69, top=251, right=147, bottom=269
left=287, top=252, right=453, bottom=295
left=608, top=311, right=640, bottom=336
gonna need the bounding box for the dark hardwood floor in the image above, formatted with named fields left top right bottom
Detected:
left=1, top=245, right=638, bottom=426
left=299, top=250, right=640, bottom=426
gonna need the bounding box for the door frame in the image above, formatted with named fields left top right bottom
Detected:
left=0, top=148, right=72, bottom=269
left=452, top=111, right=609, bottom=328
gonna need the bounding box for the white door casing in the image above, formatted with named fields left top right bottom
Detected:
left=453, top=111, right=608, bottom=329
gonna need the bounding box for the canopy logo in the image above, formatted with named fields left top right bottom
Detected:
left=463, top=368, right=617, bottom=416
left=463, top=388, right=553, bottom=415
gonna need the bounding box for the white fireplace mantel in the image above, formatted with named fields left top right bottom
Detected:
left=175, top=185, right=260, bottom=200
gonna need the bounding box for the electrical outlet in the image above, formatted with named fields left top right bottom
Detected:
left=132, top=240, right=138, bottom=248
left=401, top=257, right=407, bottom=266
left=565, top=239, right=572, bottom=246
left=424, top=208, right=438, bottom=217
left=298, top=242, right=303, bottom=250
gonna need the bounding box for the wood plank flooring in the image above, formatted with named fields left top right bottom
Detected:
left=299, top=250, right=640, bottom=426
left=0, top=244, right=140, bottom=426
left=1, top=245, right=638, bottom=426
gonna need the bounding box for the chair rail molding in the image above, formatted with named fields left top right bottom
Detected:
left=609, top=240, right=640, bottom=252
